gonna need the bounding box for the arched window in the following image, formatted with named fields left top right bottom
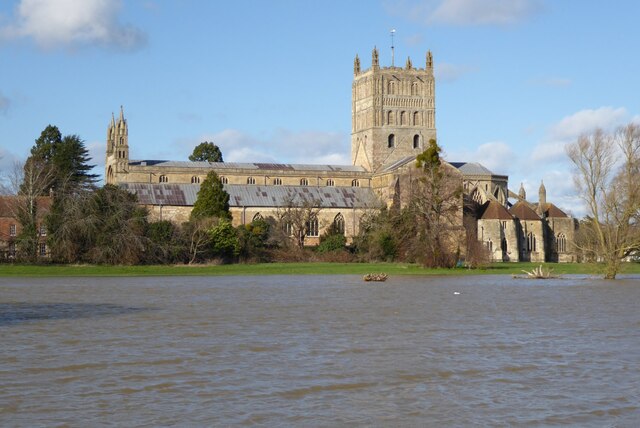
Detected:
left=159, top=175, right=168, bottom=183
left=411, top=82, right=419, bottom=95
left=486, top=239, right=493, bottom=253
left=400, top=111, right=407, bottom=125
left=326, top=179, right=335, bottom=186
left=300, top=178, right=308, bottom=186
left=413, top=111, right=421, bottom=126
left=220, top=176, right=228, bottom=184
left=413, top=134, right=420, bottom=149
left=387, top=111, right=394, bottom=125
left=191, top=176, right=200, bottom=184
left=305, top=216, right=319, bottom=237
left=273, top=178, right=282, bottom=185
left=557, top=233, right=567, bottom=253
left=247, top=176, right=256, bottom=185
left=388, top=81, right=395, bottom=94
left=252, top=213, right=263, bottom=222
left=388, top=134, right=395, bottom=148
left=527, top=232, right=536, bottom=252
left=351, top=179, right=360, bottom=187
left=333, top=213, right=345, bottom=235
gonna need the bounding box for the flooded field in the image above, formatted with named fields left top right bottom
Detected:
left=1, top=274, right=639, bottom=426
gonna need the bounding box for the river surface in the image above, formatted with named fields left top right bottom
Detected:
left=1, top=274, right=640, bottom=427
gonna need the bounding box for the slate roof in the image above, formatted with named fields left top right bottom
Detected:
left=128, top=160, right=367, bottom=173
left=510, top=201, right=541, bottom=221
left=450, top=162, right=495, bottom=176
left=121, top=183, right=381, bottom=209
left=479, top=200, right=513, bottom=220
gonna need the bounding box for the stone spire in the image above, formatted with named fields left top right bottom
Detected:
left=537, top=180, right=547, bottom=215
left=405, top=56, right=412, bottom=70
left=518, top=182, right=526, bottom=200
left=354, top=54, right=360, bottom=75
left=426, top=50, right=433, bottom=69
left=372, top=46, right=379, bottom=69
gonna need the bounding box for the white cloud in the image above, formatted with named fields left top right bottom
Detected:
left=530, top=140, right=567, bottom=163
left=0, top=0, right=146, bottom=50
left=448, top=141, right=515, bottom=174
left=550, top=106, right=627, bottom=140
left=435, top=62, right=476, bottom=82
left=386, top=0, right=542, bottom=26
left=178, top=128, right=351, bottom=166
left=0, top=91, right=9, bottom=114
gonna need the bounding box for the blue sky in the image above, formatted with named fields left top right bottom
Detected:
left=1, top=0, right=639, bottom=216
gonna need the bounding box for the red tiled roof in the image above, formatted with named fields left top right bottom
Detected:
left=510, top=201, right=541, bottom=221
left=479, top=200, right=513, bottom=220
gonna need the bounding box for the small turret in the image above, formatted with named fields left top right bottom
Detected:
left=537, top=180, right=547, bottom=215
left=372, top=46, right=379, bottom=69
left=354, top=54, right=360, bottom=75
left=518, top=182, right=526, bottom=200
left=405, top=56, right=412, bottom=70
left=426, top=50, right=433, bottom=69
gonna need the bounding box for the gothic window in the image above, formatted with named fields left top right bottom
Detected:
left=352, top=179, right=360, bottom=187
left=252, top=213, right=263, bottom=222
left=486, top=239, right=493, bottom=253
left=413, top=111, right=421, bottom=126
left=120, top=137, right=124, bottom=145
left=273, top=177, right=282, bottom=185
left=300, top=178, right=308, bottom=186
left=159, top=175, right=168, bottom=183
left=527, top=232, right=536, bottom=252
left=333, top=213, right=345, bottom=235
left=247, top=177, right=256, bottom=185
left=220, top=176, right=228, bottom=184
left=388, top=134, right=395, bottom=148
left=305, top=216, right=319, bottom=237
left=9, top=224, right=16, bottom=237
left=191, top=176, right=200, bottom=184
left=326, top=179, right=335, bottom=186
left=39, top=243, right=47, bottom=257
left=413, top=134, right=420, bottom=149
left=557, top=233, right=567, bottom=253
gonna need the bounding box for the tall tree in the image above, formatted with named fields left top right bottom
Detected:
left=408, top=139, right=464, bottom=267
left=190, top=171, right=231, bottom=220
left=189, top=141, right=223, bottom=162
left=566, top=123, right=640, bottom=279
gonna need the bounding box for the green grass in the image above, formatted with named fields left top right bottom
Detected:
left=0, top=261, right=638, bottom=277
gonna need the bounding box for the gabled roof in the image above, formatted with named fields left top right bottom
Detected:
left=120, top=183, right=381, bottom=209
left=539, top=203, right=569, bottom=218
left=479, top=200, right=513, bottom=220
left=510, top=201, right=541, bottom=221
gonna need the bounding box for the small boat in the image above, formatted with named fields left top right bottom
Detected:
left=363, top=273, right=388, bottom=282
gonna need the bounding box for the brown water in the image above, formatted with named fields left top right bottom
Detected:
left=1, top=274, right=640, bottom=427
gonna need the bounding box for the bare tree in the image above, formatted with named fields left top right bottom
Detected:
left=276, top=191, right=322, bottom=249
left=566, top=123, right=640, bottom=279
left=185, top=217, right=216, bottom=264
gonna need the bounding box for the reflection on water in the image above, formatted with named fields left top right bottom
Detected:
left=1, top=275, right=639, bottom=426
left=0, top=303, right=149, bottom=326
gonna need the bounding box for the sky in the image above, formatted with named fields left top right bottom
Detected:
left=1, top=0, right=639, bottom=217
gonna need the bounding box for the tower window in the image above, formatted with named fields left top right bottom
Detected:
left=247, top=177, right=256, bottom=185
left=159, top=175, right=168, bottom=183
left=413, top=135, right=420, bottom=149
left=388, top=134, right=395, bottom=148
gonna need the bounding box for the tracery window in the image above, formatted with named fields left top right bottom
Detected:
left=527, top=232, right=536, bottom=252
left=333, top=213, right=345, bottom=235
left=252, top=213, right=263, bottom=222
left=556, top=233, right=567, bottom=253
left=305, top=216, right=319, bottom=237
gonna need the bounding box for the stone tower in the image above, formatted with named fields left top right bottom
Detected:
left=351, top=47, right=436, bottom=172
left=105, top=106, right=129, bottom=184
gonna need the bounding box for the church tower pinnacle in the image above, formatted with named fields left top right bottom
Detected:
left=105, top=106, right=130, bottom=184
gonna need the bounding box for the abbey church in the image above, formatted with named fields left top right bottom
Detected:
left=105, top=48, right=577, bottom=262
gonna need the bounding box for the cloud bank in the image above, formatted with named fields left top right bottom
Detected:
left=0, top=0, right=146, bottom=50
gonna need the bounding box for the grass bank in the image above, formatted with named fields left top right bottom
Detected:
left=0, top=262, right=639, bottom=277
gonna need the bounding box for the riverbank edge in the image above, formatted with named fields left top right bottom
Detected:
left=1, top=262, right=639, bottom=277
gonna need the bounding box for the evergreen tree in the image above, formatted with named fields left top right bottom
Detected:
left=189, top=141, right=223, bottom=162
left=190, top=171, right=231, bottom=220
